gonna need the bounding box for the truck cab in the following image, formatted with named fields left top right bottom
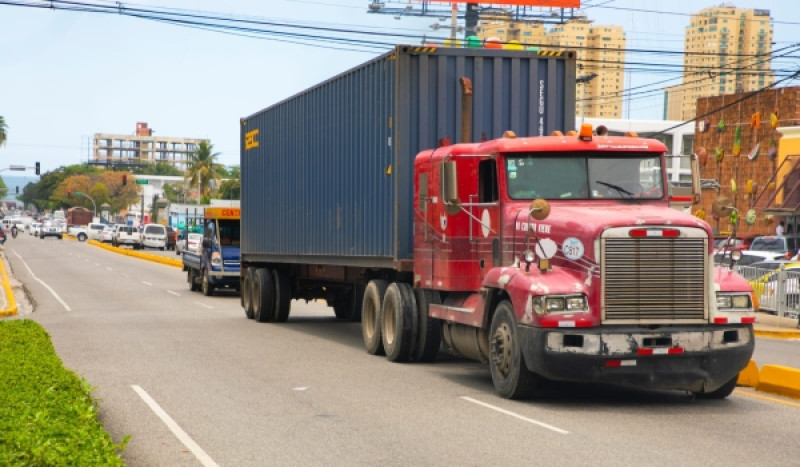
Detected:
left=183, top=207, right=241, bottom=296
left=413, top=125, right=755, bottom=399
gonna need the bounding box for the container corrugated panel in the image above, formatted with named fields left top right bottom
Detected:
left=241, top=45, right=576, bottom=268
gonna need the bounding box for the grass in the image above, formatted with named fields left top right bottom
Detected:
left=0, top=319, right=127, bottom=465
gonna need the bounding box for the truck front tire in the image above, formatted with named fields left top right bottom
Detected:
left=362, top=280, right=388, bottom=355
left=489, top=301, right=540, bottom=399
left=693, top=376, right=738, bottom=400
left=381, top=282, right=418, bottom=362
left=202, top=269, right=215, bottom=296
left=413, top=288, right=442, bottom=362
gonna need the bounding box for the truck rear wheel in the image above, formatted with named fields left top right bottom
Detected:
left=489, top=301, right=540, bottom=399
left=272, top=269, right=291, bottom=322
left=201, top=269, right=215, bottom=296
left=412, top=288, right=442, bottom=362
left=381, top=282, right=418, bottom=362
left=693, top=376, right=738, bottom=400
left=253, top=268, right=275, bottom=323
left=242, top=268, right=254, bottom=319
left=362, top=280, right=388, bottom=355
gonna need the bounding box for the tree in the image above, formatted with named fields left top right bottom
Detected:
left=0, top=116, right=7, bottom=147
left=133, top=162, right=183, bottom=176
left=185, top=141, right=223, bottom=199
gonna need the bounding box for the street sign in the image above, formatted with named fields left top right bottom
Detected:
left=135, top=179, right=148, bottom=185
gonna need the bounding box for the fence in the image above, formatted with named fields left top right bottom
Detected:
left=734, top=264, right=800, bottom=320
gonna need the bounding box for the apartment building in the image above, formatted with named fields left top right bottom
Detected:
left=479, top=14, right=625, bottom=120
left=665, top=5, right=774, bottom=121
left=92, top=122, right=207, bottom=170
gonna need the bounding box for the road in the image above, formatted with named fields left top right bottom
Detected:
left=5, top=233, right=800, bottom=466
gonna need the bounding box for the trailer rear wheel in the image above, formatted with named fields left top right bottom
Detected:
left=253, top=268, right=275, bottom=323
left=381, top=282, right=418, bottom=362
left=242, top=268, right=254, bottom=319
left=362, top=280, right=388, bottom=355
left=272, top=269, right=291, bottom=322
left=692, top=376, right=738, bottom=400
left=489, top=301, right=539, bottom=399
left=412, top=288, right=442, bottom=362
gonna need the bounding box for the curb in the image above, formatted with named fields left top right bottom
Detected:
left=753, top=328, right=800, bottom=340
left=87, top=239, right=183, bottom=268
left=0, top=252, right=18, bottom=317
left=738, top=360, right=800, bottom=401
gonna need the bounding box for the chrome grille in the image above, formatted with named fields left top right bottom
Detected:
left=603, top=236, right=706, bottom=321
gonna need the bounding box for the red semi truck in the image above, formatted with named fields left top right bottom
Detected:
left=239, top=46, right=755, bottom=399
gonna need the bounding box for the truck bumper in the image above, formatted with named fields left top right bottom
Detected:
left=518, top=325, right=754, bottom=393
left=208, top=271, right=240, bottom=287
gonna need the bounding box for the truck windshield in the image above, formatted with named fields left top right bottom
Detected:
left=217, top=219, right=240, bottom=246
left=505, top=152, right=663, bottom=200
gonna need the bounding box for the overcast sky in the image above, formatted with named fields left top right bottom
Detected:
left=1, top=0, right=796, bottom=173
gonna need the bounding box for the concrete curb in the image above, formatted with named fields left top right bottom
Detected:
left=0, top=252, right=18, bottom=317
left=738, top=360, right=800, bottom=401
left=753, top=328, right=800, bottom=340
left=87, top=239, right=183, bottom=268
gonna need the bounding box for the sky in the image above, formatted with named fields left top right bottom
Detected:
left=0, top=0, right=797, bottom=174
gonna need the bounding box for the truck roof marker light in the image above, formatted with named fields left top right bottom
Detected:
left=551, top=130, right=564, bottom=137
left=503, top=130, right=517, bottom=139
left=567, top=130, right=578, bottom=136
left=625, top=131, right=639, bottom=137
left=629, top=228, right=679, bottom=238
left=578, top=124, right=593, bottom=141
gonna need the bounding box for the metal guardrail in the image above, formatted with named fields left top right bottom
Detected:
left=735, top=264, right=800, bottom=320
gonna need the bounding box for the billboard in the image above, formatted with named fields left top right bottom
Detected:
left=425, top=1, right=580, bottom=7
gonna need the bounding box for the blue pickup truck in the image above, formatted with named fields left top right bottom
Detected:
left=182, top=207, right=241, bottom=296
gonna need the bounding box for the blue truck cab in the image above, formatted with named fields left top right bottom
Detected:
left=182, top=207, right=241, bottom=296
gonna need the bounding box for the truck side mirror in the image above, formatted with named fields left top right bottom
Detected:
left=691, top=154, right=701, bottom=204
left=441, top=160, right=461, bottom=215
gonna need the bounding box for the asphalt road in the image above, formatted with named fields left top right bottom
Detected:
left=5, top=234, right=800, bottom=466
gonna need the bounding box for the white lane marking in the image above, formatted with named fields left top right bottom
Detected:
left=106, top=267, right=113, bottom=271
left=94, top=263, right=100, bottom=267
left=460, top=396, right=570, bottom=434
left=142, top=281, right=152, bottom=286
left=167, top=290, right=180, bottom=296
left=12, top=250, right=71, bottom=312
left=131, top=385, right=219, bottom=467
left=194, top=301, right=213, bottom=309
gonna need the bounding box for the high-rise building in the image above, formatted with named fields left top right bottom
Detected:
left=478, top=14, right=626, bottom=121
left=666, top=6, right=774, bottom=121
left=92, top=122, right=207, bottom=170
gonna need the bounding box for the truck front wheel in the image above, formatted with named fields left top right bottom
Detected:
left=412, top=288, right=442, bottom=363
left=202, top=269, right=215, bottom=296
left=381, top=282, right=417, bottom=362
left=489, top=301, right=540, bottom=399
left=362, top=280, right=388, bottom=355
left=253, top=268, right=275, bottom=323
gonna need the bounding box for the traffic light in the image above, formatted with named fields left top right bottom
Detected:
left=35, top=162, right=40, bottom=175
left=122, top=174, right=127, bottom=186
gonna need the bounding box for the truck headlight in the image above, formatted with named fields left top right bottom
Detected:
left=211, top=251, right=222, bottom=267
left=716, top=293, right=751, bottom=309
left=542, top=295, right=587, bottom=314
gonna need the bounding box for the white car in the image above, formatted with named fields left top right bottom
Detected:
left=176, top=233, right=203, bottom=255
left=142, top=224, right=167, bottom=250
left=100, top=226, right=115, bottom=243
left=30, top=222, right=42, bottom=236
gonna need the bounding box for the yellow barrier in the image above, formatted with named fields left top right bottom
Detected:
left=737, top=360, right=760, bottom=388
left=756, top=365, right=800, bottom=399
left=0, top=251, right=18, bottom=317
left=88, top=240, right=183, bottom=268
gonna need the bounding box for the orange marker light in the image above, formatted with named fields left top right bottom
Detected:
left=579, top=123, right=593, bottom=141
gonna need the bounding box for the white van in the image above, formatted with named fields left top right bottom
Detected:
left=142, top=224, right=167, bottom=250
left=87, top=222, right=106, bottom=241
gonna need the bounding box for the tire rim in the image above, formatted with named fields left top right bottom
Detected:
left=383, top=295, right=396, bottom=346
left=491, top=322, right=513, bottom=377
left=364, top=295, right=377, bottom=341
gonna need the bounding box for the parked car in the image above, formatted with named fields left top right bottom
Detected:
left=748, top=235, right=795, bottom=255
left=713, top=233, right=759, bottom=253
left=30, top=222, right=42, bottom=236
left=142, top=224, right=168, bottom=250
left=176, top=233, right=203, bottom=256
left=113, top=225, right=142, bottom=249
left=40, top=221, right=63, bottom=240
left=713, top=250, right=782, bottom=267
left=165, top=226, right=178, bottom=251
left=100, top=225, right=115, bottom=243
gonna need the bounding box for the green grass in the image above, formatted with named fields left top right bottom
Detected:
left=0, top=319, right=127, bottom=465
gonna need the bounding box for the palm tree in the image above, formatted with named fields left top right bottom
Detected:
left=0, top=116, right=7, bottom=147
left=185, top=140, right=223, bottom=199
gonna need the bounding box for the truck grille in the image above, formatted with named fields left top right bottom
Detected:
left=603, top=236, right=706, bottom=322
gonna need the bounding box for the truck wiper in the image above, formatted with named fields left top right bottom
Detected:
left=596, top=180, right=634, bottom=198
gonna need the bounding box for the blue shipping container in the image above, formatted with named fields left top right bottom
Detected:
left=241, top=45, right=576, bottom=269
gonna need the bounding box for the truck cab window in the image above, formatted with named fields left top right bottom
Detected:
left=506, top=156, right=588, bottom=200
left=478, top=159, right=498, bottom=202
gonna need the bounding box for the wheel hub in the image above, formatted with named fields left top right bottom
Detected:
left=491, top=323, right=513, bottom=377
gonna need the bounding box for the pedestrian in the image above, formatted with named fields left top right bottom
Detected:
left=777, top=220, right=785, bottom=236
